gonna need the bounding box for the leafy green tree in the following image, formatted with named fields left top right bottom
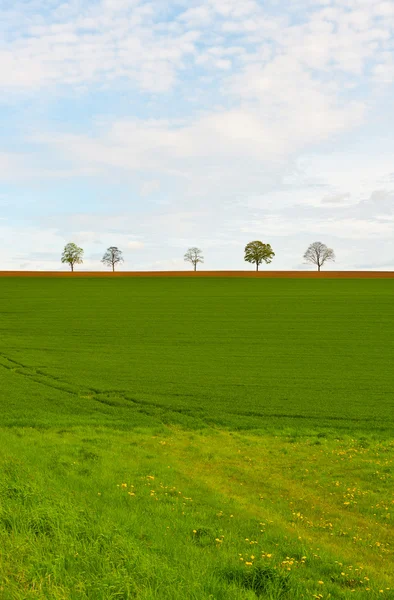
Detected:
left=61, top=242, right=84, bottom=272
left=184, top=247, right=204, bottom=271
left=244, top=241, right=275, bottom=271
left=303, top=241, right=335, bottom=271
left=102, top=246, right=124, bottom=272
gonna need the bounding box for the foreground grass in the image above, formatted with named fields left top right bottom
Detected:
left=0, top=425, right=393, bottom=599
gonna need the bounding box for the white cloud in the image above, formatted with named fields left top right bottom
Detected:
left=1, top=0, right=394, bottom=95
left=321, top=193, right=352, bottom=204
left=240, top=213, right=394, bottom=241
left=16, top=0, right=394, bottom=199
left=0, top=1, right=200, bottom=93
left=33, top=86, right=365, bottom=184
left=133, top=257, right=187, bottom=271
left=72, top=231, right=103, bottom=245
left=0, top=151, right=99, bottom=181
left=127, top=240, right=145, bottom=249
left=356, top=189, right=394, bottom=216
left=140, top=180, right=161, bottom=196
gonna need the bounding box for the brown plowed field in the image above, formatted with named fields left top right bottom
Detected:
left=0, top=270, right=393, bottom=278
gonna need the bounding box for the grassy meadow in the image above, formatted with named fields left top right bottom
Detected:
left=0, top=277, right=393, bottom=599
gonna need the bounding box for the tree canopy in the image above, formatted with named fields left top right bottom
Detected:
left=184, top=247, right=204, bottom=271
left=244, top=241, right=275, bottom=271
left=102, top=246, right=124, bottom=272
left=303, top=242, right=335, bottom=271
left=61, top=242, right=84, bottom=272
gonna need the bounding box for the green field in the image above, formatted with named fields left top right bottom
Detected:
left=0, top=277, right=393, bottom=599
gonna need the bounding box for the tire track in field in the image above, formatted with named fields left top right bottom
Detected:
left=0, top=351, right=206, bottom=421
left=0, top=352, right=388, bottom=426
left=0, top=351, right=92, bottom=397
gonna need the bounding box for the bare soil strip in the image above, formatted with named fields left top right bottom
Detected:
left=0, top=270, right=393, bottom=278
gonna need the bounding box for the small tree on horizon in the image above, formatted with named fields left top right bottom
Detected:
left=61, top=242, right=84, bottom=272
left=244, top=241, right=275, bottom=271
left=102, top=246, right=124, bottom=272
left=303, top=241, right=335, bottom=271
left=184, top=247, right=204, bottom=271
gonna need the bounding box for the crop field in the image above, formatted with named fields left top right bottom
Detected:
left=0, top=276, right=393, bottom=599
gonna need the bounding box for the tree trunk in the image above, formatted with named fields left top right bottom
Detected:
left=194, top=263, right=196, bottom=271
left=318, top=264, right=320, bottom=272
left=112, top=264, right=115, bottom=272
left=256, top=263, right=259, bottom=271
left=71, top=263, right=74, bottom=272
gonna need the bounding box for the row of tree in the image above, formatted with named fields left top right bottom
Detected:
left=184, top=242, right=334, bottom=271
left=61, top=241, right=335, bottom=272
left=61, top=244, right=124, bottom=271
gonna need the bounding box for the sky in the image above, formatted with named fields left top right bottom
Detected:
left=1, top=0, right=394, bottom=271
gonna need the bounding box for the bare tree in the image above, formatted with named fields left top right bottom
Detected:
left=184, top=247, right=204, bottom=271
left=61, top=242, right=84, bottom=272
left=244, top=241, right=275, bottom=271
left=102, top=246, right=124, bottom=272
left=303, top=241, right=335, bottom=271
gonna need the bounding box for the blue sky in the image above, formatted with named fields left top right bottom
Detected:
left=1, top=0, right=394, bottom=271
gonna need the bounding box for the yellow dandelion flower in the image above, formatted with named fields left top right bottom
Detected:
left=121, top=483, right=127, bottom=488
left=245, top=562, right=253, bottom=566
left=318, top=581, right=324, bottom=585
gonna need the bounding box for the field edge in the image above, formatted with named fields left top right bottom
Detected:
left=0, top=270, right=394, bottom=278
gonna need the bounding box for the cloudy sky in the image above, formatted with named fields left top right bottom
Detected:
left=1, top=0, right=394, bottom=271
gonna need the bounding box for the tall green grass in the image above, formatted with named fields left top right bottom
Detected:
left=0, top=277, right=393, bottom=598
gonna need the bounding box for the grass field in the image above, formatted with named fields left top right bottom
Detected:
left=0, top=277, right=393, bottom=599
